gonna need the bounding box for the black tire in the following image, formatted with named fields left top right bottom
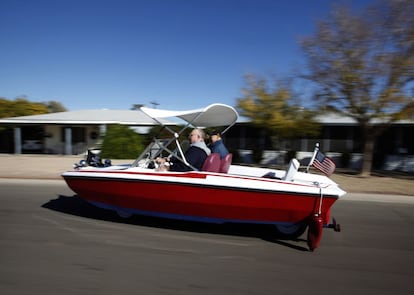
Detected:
left=116, top=209, right=132, bottom=219
left=274, top=222, right=308, bottom=240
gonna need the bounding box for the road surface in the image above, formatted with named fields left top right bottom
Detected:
left=0, top=179, right=413, bottom=295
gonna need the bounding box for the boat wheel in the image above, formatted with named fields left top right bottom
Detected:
left=274, top=222, right=308, bottom=240
left=116, top=209, right=132, bottom=219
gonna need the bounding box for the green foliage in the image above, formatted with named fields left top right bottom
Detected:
left=237, top=75, right=321, bottom=138
left=0, top=97, right=49, bottom=118
left=101, top=125, right=145, bottom=159
left=146, top=125, right=183, bottom=141
left=45, top=100, right=67, bottom=113
left=0, top=97, right=67, bottom=118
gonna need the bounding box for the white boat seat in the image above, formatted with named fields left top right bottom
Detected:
left=282, top=158, right=300, bottom=181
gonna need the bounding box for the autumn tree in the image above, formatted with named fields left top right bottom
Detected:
left=0, top=97, right=49, bottom=118
left=0, top=97, right=67, bottom=118
left=300, top=0, right=414, bottom=176
left=237, top=75, right=320, bottom=151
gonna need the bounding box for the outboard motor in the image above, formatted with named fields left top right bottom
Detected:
left=86, top=149, right=104, bottom=167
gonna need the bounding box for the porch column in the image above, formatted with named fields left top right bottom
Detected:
left=14, top=127, right=22, bottom=154
left=99, top=124, right=107, bottom=137
left=65, top=127, right=72, bottom=155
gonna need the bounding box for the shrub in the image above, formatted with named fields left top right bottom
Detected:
left=101, top=125, right=145, bottom=159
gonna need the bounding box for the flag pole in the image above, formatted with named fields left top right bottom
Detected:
left=306, top=143, right=319, bottom=173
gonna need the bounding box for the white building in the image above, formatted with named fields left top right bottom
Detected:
left=0, top=109, right=169, bottom=155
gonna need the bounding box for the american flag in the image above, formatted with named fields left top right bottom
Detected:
left=312, top=150, right=336, bottom=176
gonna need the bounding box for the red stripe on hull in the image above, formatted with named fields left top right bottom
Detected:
left=63, top=176, right=337, bottom=224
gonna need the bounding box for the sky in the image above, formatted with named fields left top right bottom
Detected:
left=0, top=0, right=374, bottom=111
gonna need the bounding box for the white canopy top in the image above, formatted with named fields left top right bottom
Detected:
left=140, top=103, right=239, bottom=129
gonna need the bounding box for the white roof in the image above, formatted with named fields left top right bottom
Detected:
left=315, top=113, right=358, bottom=125
left=315, top=113, right=414, bottom=125
left=0, top=109, right=172, bottom=125
left=1, top=106, right=411, bottom=126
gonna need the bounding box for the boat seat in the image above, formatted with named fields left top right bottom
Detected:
left=282, top=158, right=300, bottom=181
left=220, top=153, right=233, bottom=173
left=202, top=153, right=221, bottom=172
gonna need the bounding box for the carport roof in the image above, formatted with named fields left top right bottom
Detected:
left=0, top=109, right=172, bottom=125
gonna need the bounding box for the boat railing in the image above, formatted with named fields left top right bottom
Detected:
left=131, top=135, right=197, bottom=170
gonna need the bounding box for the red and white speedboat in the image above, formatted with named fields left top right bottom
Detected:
left=62, top=103, right=346, bottom=251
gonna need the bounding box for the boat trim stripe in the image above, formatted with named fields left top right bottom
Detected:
left=63, top=174, right=340, bottom=199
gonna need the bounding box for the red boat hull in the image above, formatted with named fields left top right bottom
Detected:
left=63, top=174, right=337, bottom=226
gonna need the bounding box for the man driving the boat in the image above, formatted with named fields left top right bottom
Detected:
left=156, top=128, right=211, bottom=172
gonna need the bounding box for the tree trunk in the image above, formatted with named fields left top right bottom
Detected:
left=360, top=127, right=376, bottom=177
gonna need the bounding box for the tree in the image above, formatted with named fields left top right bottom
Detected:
left=300, top=0, right=414, bottom=176
left=236, top=75, right=320, bottom=150
left=0, top=97, right=67, bottom=118
left=0, top=97, right=49, bottom=118
left=44, top=100, right=67, bottom=113
left=101, top=125, right=145, bottom=159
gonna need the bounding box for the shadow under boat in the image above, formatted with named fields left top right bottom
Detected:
left=42, top=194, right=309, bottom=252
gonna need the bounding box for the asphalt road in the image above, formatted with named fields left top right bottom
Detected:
left=1, top=179, right=413, bottom=295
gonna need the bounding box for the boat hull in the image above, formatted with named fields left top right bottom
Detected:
left=62, top=171, right=339, bottom=226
